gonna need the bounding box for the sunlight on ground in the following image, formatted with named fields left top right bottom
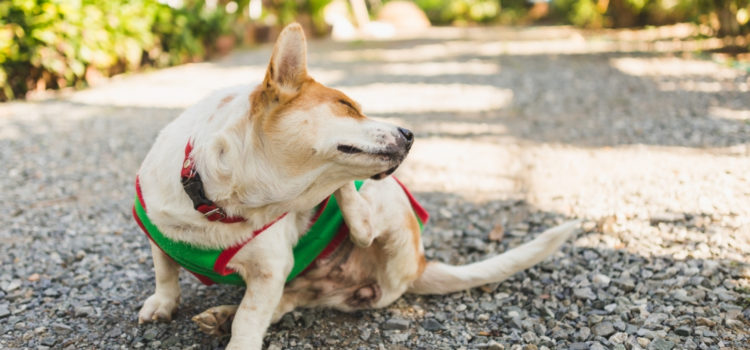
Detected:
left=396, top=138, right=522, bottom=200
left=522, top=146, right=750, bottom=218
left=610, top=57, right=741, bottom=78
left=658, top=81, right=726, bottom=92
left=377, top=116, right=509, bottom=139
left=67, top=64, right=344, bottom=108
left=0, top=103, right=106, bottom=140
left=376, top=61, right=499, bottom=76
left=0, top=121, right=20, bottom=140
left=329, top=37, right=730, bottom=62
left=710, top=107, right=750, bottom=121
left=412, top=121, right=509, bottom=137
left=340, top=83, right=513, bottom=114
left=326, top=40, right=612, bottom=62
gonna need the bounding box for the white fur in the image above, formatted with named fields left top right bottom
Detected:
left=408, top=220, right=580, bottom=295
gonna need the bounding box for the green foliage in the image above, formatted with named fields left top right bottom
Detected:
left=414, top=0, right=501, bottom=24
left=406, top=0, right=750, bottom=35
left=0, top=0, right=240, bottom=101
left=261, top=0, right=332, bottom=35
left=308, top=0, right=334, bottom=34
left=550, top=0, right=750, bottom=32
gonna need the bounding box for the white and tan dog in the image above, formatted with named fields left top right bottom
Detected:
left=135, top=23, right=578, bottom=349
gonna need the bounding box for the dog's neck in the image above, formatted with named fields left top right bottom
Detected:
left=183, top=94, right=347, bottom=227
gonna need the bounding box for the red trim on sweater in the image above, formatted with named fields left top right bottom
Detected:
left=212, top=212, right=288, bottom=276
left=135, top=177, right=146, bottom=211
left=392, top=176, right=430, bottom=224
left=211, top=195, right=329, bottom=276
left=133, top=185, right=216, bottom=285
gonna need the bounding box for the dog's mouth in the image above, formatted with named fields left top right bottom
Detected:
left=336, top=144, right=405, bottom=180
left=337, top=144, right=404, bottom=160
left=370, top=165, right=398, bottom=180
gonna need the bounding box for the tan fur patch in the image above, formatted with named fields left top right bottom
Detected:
left=208, top=94, right=237, bottom=122
left=218, top=94, right=236, bottom=109
left=406, top=211, right=427, bottom=277
left=246, top=78, right=369, bottom=178
left=263, top=80, right=365, bottom=130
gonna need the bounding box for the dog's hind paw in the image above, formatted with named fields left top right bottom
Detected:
left=138, top=293, right=179, bottom=324
left=192, top=305, right=238, bottom=336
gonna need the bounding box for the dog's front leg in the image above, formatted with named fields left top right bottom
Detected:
left=138, top=241, right=181, bottom=323
left=226, top=255, right=290, bottom=349
left=335, top=181, right=376, bottom=247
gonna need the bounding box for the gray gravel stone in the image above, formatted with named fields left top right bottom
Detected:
left=0, top=305, right=9, bottom=318
left=421, top=318, right=444, bottom=331
left=569, top=343, right=588, bottom=350
left=648, top=337, right=675, bottom=350
left=590, top=342, right=607, bottom=350
left=675, top=326, right=691, bottom=336
left=637, top=328, right=657, bottom=339
left=383, top=318, right=410, bottom=330
left=609, top=332, right=628, bottom=344
left=592, top=273, right=611, bottom=287
left=593, top=321, right=616, bottom=337
left=487, top=340, right=504, bottom=350
left=142, top=328, right=158, bottom=341
left=574, top=287, right=597, bottom=300
left=43, top=288, right=60, bottom=297
left=576, top=326, right=591, bottom=341
left=386, top=331, right=409, bottom=343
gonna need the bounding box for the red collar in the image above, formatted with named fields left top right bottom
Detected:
left=180, top=141, right=248, bottom=223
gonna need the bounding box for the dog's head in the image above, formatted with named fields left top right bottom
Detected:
left=235, top=24, right=413, bottom=208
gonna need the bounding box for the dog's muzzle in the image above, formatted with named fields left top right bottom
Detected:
left=370, top=127, right=414, bottom=180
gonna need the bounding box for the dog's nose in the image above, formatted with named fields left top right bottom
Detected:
left=398, top=127, right=414, bottom=144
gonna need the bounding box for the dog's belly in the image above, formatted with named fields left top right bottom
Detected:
left=283, top=239, right=385, bottom=310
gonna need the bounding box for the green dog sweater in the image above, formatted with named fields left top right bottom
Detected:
left=133, top=178, right=428, bottom=285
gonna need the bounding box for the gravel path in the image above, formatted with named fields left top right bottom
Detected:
left=1, top=26, right=749, bottom=350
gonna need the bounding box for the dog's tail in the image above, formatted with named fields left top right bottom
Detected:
left=408, top=220, right=579, bottom=295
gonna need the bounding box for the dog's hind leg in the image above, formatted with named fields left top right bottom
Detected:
left=335, top=181, right=377, bottom=247
left=138, top=241, right=181, bottom=323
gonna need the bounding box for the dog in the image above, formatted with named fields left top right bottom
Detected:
left=133, top=23, right=579, bottom=349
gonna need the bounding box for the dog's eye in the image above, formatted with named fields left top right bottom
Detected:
left=338, top=99, right=357, bottom=111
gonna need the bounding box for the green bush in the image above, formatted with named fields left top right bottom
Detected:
left=0, top=0, right=240, bottom=101
left=406, top=0, right=750, bottom=35
left=414, top=0, right=501, bottom=24
left=550, top=0, right=750, bottom=32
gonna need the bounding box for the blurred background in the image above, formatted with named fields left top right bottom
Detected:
left=1, top=0, right=749, bottom=101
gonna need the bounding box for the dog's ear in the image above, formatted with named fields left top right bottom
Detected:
left=265, top=23, right=308, bottom=95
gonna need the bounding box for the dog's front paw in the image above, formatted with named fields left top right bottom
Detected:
left=192, top=305, right=237, bottom=336
left=138, top=293, right=179, bottom=324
